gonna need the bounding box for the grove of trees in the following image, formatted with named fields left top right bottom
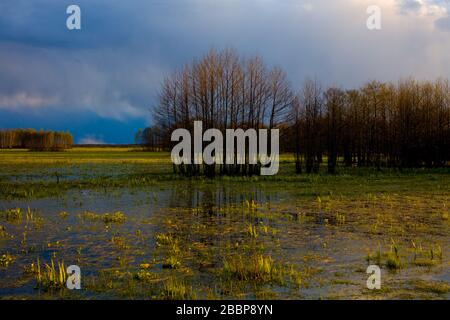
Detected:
left=149, top=48, right=291, bottom=176
left=0, top=129, right=73, bottom=151
left=139, top=49, right=450, bottom=175
left=287, top=79, right=450, bottom=173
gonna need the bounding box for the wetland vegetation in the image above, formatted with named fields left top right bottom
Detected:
left=0, top=148, right=448, bottom=299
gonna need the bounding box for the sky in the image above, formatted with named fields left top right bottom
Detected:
left=1, top=0, right=450, bottom=144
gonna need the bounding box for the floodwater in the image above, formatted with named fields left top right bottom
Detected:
left=0, top=182, right=448, bottom=299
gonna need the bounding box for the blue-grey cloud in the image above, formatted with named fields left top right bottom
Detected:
left=397, top=0, right=450, bottom=31
left=436, top=15, right=450, bottom=29
left=397, top=0, right=423, bottom=13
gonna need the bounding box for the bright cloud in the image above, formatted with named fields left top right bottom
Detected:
left=78, top=134, right=105, bottom=145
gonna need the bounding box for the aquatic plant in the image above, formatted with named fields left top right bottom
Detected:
left=111, top=236, right=129, bottom=250
left=413, top=280, right=450, bottom=294
left=335, top=211, right=345, bottom=225
left=161, top=278, right=196, bottom=300
left=0, top=253, right=14, bottom=267
left=286, top=265, right=303, bottom=287
left=245, top=199, right=258, bottom=210
left=385, top=251, right=402, bottom=270
left=163, top=242, right=182, bottom=269
left=0, top=225, right=9, bottom=238
left=155, top=233, right=176, bottom=246
left=154, top=233, right=183, bottom=269
left=134, top=270, right=158, bottom=282
left=25, top=207, right=44, bottom=225
left=413, top=243, right=442, bottom=267
left=247, top=224, right=258, bottom=238
left=0, top=208, right=22, bottom=222
left=81, top=211, right=126, bottom=224
left=31, top=258, right=67, bottom=290
left=222, top=254, right=282, bottom=283
left=366, top=244, right=382, bottom=265
left=386, top=240, right=403, bottom=270
left=58, top=211, right=69, bottom=219
left=102, top=211, right=126, bottom=224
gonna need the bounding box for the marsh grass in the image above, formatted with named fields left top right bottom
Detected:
left=413, top=280, right=450, bottom=294
left=367, top=240, right=444, bottom=271
left=247, top=224, right=258, bottom=238
left=366, top=242, right=403, bottom=270
left=412, top=243, right=443, bottom=267
left=385, top=251, right=403, bottom=270
left=134, top=270, right=159, bottom=282
left=221, top=253, right=306, bottom=290
left=80, top=211, right=126, bottom=224
left=111, top=236, right=130, bottom=250
left=246, top=223, right=278, bottom=239
left=154, top=233, right=183, bottom=269
left=335, top=211, right=346, bottom=225
left=155, top=232, right=176, bottom=246
left=223, top=254, right=282, bottom=284
left=30, top=258, right=67, bottom=290
left=0, top=208, right=22, bottom=222
left=161, top=278, right=196, bottom=300
left=25, top=207, right=44, bottom=226
left=0, top=225, right=10, bottom=238
left=366, top=247, right=382, bottom=265
left=0, top=253, right=14, bottom=267
left=59, top=211, right=69, bottom=219
left=163, top=256, right=182, bottom=269
left=163, top=243, right=182, bottom=269
left=386, top=240, right=403, bottom=270
left=0, top=207, right=43, bottom=226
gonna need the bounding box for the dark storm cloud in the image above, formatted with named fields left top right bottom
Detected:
left=1, top=0, right=450, bottom=127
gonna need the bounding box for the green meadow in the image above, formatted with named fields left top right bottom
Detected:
left=0, top=148, right=449, bottom=299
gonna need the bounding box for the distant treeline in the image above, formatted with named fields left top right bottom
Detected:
left=0, top=129, right=73, bottom=151
left=137, top=49, right=450, bottom=175
left=288, top=79, right=450, bottom=173
left=135, top=127, right=165, bottom=152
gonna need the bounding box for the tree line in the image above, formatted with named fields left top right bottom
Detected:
left=0, top=129, right=73, bottom=151
left=140, top=49, right=450, bottom=175
left=288, top=79, right=450, bottom=173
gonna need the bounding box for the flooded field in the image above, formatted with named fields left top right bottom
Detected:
left=0, top=149, right=449, bottom=299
